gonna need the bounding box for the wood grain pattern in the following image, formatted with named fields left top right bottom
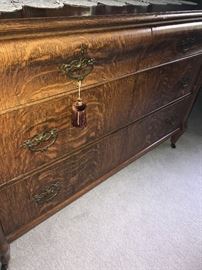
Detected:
left=0, top=12, right=202, bottom=268
left=0, top=223, right=10, bottom=270
left=0, top=27, right=152, bottom=111
left=1, top=12, right=202, bottom=39
left=0, top=96, right=191, bottom=237
left=151, top=22, right=202, bottom=65
left=0, top=22, right=202, bottom=112
left=0, top=56, right=200, bottom=186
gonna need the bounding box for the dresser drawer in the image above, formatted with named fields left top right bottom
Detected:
left=0, top=27, right=152, bottom=111
left=0, top=96, right=191, bottom=237
left=151, top=22, right=202, bottom=66
left=129, top=55, right=201, bottom=120
left=0, top=56, right=200, bottom=185
left=1, top=22, right=201, bottom=112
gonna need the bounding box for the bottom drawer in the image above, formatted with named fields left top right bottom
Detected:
left=0, top=96, right=191, bottom=238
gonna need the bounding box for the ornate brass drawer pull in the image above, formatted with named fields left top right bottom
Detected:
left=59, top=44, right=95, bottom=128
left=33, top=182, right=61, bottom=205
left=22, top=129, right=58, bottom=152
left=59, top=44, right=95, bottom=81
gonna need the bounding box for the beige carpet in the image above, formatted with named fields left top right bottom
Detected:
left=8, top=91, right=202, bottom=270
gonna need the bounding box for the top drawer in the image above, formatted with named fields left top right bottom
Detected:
left=151, top=22, right=202, bottom=66
left=0, top=27, right=152, bottom=111
left=1, top=21, right=201, bottom=111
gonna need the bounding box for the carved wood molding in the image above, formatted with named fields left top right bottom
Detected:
left=0, top=0, right=198, bottom=13
left=0, top=11, right=202, bottom=41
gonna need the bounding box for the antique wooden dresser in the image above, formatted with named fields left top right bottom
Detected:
left=0, top=1, right=202, bottom=269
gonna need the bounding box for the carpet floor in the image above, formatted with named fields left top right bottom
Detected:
left=8, top=91, right=202, bottom=270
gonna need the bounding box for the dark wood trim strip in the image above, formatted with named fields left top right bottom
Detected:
left=182, top=64, right=202, bottom=125
left=171, top=66, right=202, bottom=146
left=0, top=222, right=10, bottom=269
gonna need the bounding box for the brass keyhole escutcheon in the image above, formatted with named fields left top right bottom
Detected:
left=59, top=44, right=95, bottom=82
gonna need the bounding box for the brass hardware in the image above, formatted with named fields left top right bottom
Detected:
left=59, top=44, right=95, bottom=82
left=33, top=182, right=61, bottom=205
left=72, top=81, right=87, bottom=128
left=59, top=45, right=93, bottom=128
left=22, top=129, right=58, bottom=153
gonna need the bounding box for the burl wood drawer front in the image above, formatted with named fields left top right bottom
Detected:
left=0, top=57, right=200, bottom=186
left=0, top=97, right=191, bottom=237
left=1, top=21, right=201, bottom=112
left=151, top=22, right=202, bottom=66
left=0, top=27, right=152, bottom=111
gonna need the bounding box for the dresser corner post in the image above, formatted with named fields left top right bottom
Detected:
left=170, top=130, right=183, bottom=148
left=0, top=223, right=10, bottom=270
left=170, top=121, right=188, bottom=149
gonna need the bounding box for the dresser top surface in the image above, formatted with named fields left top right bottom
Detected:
left=0, top=0, right=201, bottom=19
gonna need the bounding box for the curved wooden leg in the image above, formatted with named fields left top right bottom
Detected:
left=0, top=224, right=10, bottom=270
left=171, top=123, right=187, bottom=149
left=171, top=131, right=183, bottom=149
left=171, top=142, right=176, bottom=149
